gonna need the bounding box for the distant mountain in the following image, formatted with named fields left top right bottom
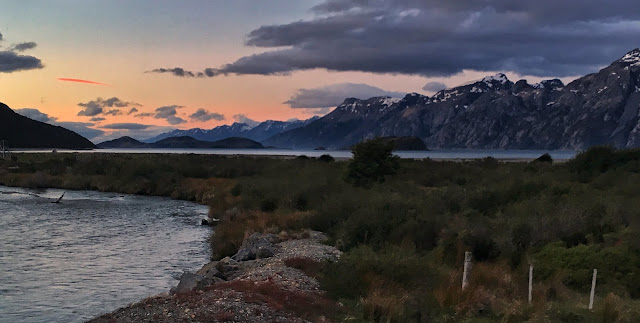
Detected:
left=97, top=136, right=148, bottom=149
left=99, top=136, right=263, bottom=149
left=264, top=49, right=640, bottom=150
left=152, top=136, right=263, bottom=149
left=0, top=103, right=95, bottom=149
left=144, top=117, right=319, bottom=143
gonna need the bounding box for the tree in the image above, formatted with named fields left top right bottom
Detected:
left=345, top=138, right=400, bottom=187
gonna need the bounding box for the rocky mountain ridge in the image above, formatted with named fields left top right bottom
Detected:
left=264, top=49, right=640, bottom=150
left=144, top=117, right=319, bottom=143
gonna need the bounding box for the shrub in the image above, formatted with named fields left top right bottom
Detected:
left=318, top=154, right=335, bottom=162
left=260, top=197, right=279, bottom=212
left=345, top=138, right=399, bottom=187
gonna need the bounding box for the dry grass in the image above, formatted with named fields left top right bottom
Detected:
left=211, top=209, right=312, bottom=259
left=208, top=280, right=338, bottom=321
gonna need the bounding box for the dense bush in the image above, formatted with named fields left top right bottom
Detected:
left=345, top=138, right=399, bottom=187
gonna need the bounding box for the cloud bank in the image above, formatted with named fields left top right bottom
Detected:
left=422, top=82, right=447, bottom=92
left=151, top=0, right=640, bottom=78
left=189, top=108, right=225, bottom=122
left=15, top=108, right=57, bottom=123
left=77, top=97, right=139, bottom=117
left=0, top=32, right=43, bottom=73
left=154, top=105, right=186, bottom=125
left=285, top=83, right=405, bottom=108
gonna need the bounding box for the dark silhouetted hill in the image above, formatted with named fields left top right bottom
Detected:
left=0, top=102, right=95, bottom=149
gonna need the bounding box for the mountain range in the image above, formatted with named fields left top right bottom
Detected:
left=6, top=49, right=640, bottom=151
left=264, top=49, right=640, bottom=150
left=144, top=117, right=319, bottom=143
left=0, top=103, right=95, bottom=149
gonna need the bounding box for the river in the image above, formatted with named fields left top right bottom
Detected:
left=0, top=186, right=210, bottom=322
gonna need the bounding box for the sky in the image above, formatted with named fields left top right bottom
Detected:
left=1, top=0, right=640, bottom=143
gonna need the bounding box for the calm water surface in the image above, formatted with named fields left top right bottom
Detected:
left=0, top=186, right=210, bottom=323
left=13, top=148, right=578, bottom=160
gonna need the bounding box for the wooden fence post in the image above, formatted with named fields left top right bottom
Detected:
left=589, top=269, right=597, bottom=310
left=462, top=251, right=472, bottom=289
left=528, top=265, right=533, bottom=304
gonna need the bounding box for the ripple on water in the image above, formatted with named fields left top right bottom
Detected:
left=0, top=186, right=211, bottom=323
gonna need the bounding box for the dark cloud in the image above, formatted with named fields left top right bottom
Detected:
left=134, top=112, right=154, bottom=118
left=15, top=108, right=57, bottom=123
left=189, top=108, right=225, bottom=122
left=101, top=123, right=150, bottom=130
left=90, top=117, right=106, bottom=122
left=233, top=114, right=259, bottom=127
left=285, top=83, right=405, bottom=108
left=154, top=105, right=186, bottom=125
left=0, top=51, right=43, bottom=73
left=11, top=42, right=37, bottom=52
left=77, top=97, right=138, bottom=117
left=0, top=31, right=3, bottom=41
left=149, top=68, right=200, bottom=77
left=158, top=0, right=640, bottom=78
left=422, top=81, right=447, bottom=92
left=128, top=107, right=139, bottom=115
left=103, top=109, right=123, bottom=116
left=55, top=121, right=104, bottom=140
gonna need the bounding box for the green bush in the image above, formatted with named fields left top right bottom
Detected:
left=345, top=138, right=400, bottom=187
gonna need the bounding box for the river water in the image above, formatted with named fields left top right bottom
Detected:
left=0, top=186, right=211, bottom=322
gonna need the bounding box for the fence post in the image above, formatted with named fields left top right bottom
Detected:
left=589, top=269, right=597, bottom=310
left=528, top=265, right=533, bottom=304
left=462, top=251, right=472, bottom=289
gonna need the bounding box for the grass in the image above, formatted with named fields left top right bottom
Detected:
left=5, top=148, right=640, bottom=321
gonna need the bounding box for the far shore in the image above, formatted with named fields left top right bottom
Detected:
left=8, top=148, right=577, bottom=162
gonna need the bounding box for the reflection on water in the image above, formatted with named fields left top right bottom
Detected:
left=0, top=186, right=210, bottom=323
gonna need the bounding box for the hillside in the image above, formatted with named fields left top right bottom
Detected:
left=151, top=136, right=264, bottom=149
left=264, top=49, right=640, bottom=150
left=97, top=136, right=149, bottom=149
left=0, top=103, right=95, bottom=149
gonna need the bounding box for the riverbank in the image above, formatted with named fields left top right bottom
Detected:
left=89, top=231, right=341, bottom=322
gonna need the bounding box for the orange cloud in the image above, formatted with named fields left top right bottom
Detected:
left=57, top=78, right=109, bottom=86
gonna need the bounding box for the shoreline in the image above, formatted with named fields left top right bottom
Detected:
left=8, top=150, right=575, bottom=162
left=89, top=231, right=341, bottom=322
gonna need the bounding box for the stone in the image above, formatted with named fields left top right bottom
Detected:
left=216, top=257, right=240, bottom=273
left=231, top=248, right=256, bottom=262
left=256, top=246, right=275, bottom=259
left=197, top=262, right=227, bottom=280
left=241, top=233, right=279, bottom=251
left=171, top=272, right=207, bottom=295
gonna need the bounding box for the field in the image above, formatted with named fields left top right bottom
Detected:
left=2, top=146, right=640, bottom=322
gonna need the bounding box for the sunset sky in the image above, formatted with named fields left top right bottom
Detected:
left=1, top=0, right=639, bottom=142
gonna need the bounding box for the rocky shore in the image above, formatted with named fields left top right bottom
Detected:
left=89, top=231, right=341, bottom=323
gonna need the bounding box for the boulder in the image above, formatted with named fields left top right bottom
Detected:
left=197, top=262, right=227, bottom=280
left=241, top=232, right=279, bottom=251
left=171, top=272, right=207, bottom=295
left=256, top=246, right=275, bottom=259
left=231, top=248, right=256, bottom=262
left=216, top=257, right=240, bottom=273
left=231, top=233, right=279, bottom=261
